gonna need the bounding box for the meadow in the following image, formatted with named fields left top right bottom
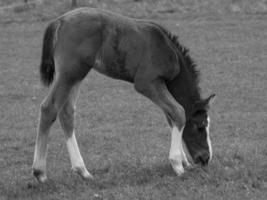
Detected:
left=0, top=1, right=266, bottom=199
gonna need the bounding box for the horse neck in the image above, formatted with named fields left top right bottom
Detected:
left=166, top=63, right=201, bottom=117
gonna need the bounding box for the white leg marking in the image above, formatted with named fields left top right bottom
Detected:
left=182, top=139, right=193, bottom=166
left=66, top=133, right=93, bottom=179
left=33, top=142, right=47, bottom=170
left=169, top=126, right=189, bottom=175
left=32, top=131, right=49, bottom=182
left=206, top=116, right=212, bottom=161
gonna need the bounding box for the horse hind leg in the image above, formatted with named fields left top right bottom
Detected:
left=134, top=78, right=188, bottom=175
left=32, top=76, right=75, bottom=182
left=58, top=83, right=93, bottom=180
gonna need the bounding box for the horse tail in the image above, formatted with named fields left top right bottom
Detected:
left=39, top=20, right=59, bottom=86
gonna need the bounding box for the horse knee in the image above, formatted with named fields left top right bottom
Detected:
left=60, top=104, right=74, bottom=120
left=171, top=106, right=186, bottom=129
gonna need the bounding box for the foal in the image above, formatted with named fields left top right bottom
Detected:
left=32, top=8, right=215, bottom=182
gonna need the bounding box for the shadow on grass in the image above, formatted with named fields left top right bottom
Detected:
left=0, top=164, right=173, bottom=198
left=88, top=161, right=208, bottom=190
left=89, top=162, right=174, bottom=190
left=1, top=178, right=59, bottom=200
left=5, top=160, right=220, bottom=198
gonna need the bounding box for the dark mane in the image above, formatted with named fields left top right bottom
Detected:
left=166, top=32, right=199, bottom=84
left=152, top=23, right=200, bottom=85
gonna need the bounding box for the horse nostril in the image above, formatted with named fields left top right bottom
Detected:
left=195, top=156, right=201, bottom=164
left=195, top=153, right=210, bottom=166
left=200, top=153, right=210, bottom=166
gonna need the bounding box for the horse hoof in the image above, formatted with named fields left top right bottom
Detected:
left=170, top=161, right=185, bottom=176
left=33, top=169, right=47, bottom=183
left=185, top=164, right=193, bottom=170
left=72, top=167, right=93, bottom=180
left=169, top=157, right=185, bottom=176
left=182, top=160, right=192, bottom=168
left=173, top=165, right=185, bottom=176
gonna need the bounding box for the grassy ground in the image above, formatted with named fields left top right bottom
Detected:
left=0, top=2, right=267, bottom=200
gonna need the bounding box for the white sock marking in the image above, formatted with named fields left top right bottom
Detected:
left=206, top=116, right=212, bottom=161
left=66, top=133, right=93, bottom=179
left=33, top=133, right=49, bottom=172
left=66, top=133, right=86, bottom=169
left=33, top=147, right=46, bottom=169
left=182, top=139, right=193, bottom=165
left=169, top=126, right=189, bottom=175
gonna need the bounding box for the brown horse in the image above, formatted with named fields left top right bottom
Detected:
left=32, top=8, right=215, bottom=183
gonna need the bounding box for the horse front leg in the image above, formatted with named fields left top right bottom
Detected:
left=165, top=113, right=191, bottom=170
left=134, top=78, right=189, bottom=175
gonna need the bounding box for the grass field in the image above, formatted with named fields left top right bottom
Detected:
left=0, top=1, right=267, bottom=200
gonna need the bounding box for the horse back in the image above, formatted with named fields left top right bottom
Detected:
left=53, top=8, right=180, bottom=83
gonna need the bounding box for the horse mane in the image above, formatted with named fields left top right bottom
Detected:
left=151, top=22, right=200, bottom=85
left=165, top=32, right=200, bottom=84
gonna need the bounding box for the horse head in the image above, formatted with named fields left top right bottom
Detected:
left=183, top=94, right=215, bottom=166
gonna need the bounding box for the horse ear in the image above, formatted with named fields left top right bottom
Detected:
left=204, top=93, right=216, bottom=108
left=208, top=93, right=216, bottom=104
left=192, top=93, right=216, bottom=113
